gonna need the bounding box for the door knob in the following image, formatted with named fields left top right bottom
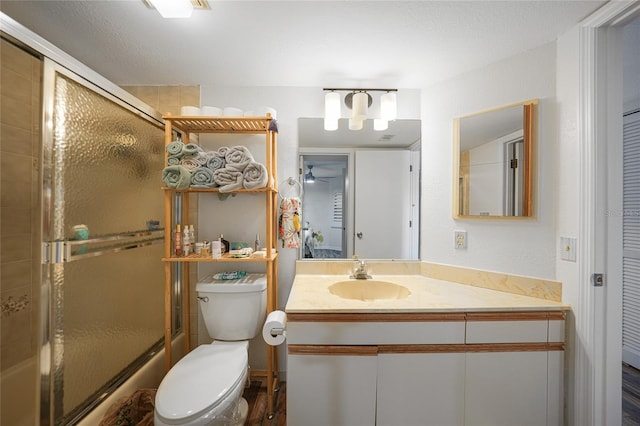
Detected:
left=357, top=232, right=363, bottom=239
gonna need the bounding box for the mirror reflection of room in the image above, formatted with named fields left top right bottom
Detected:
left=454, top=100, right=536, bottom=218
left=300, top=156, right=348, bottom=259
left=298, top=117, right=421, bottom=260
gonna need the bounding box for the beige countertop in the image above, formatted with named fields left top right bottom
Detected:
left=285, top=273, right=570, bottom=314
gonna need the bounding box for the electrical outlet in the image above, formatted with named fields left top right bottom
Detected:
left=454, top=230, right=467, bottom=249
left=560, top=237, right=577, bottom=261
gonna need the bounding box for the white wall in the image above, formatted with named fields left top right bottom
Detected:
left=554, top=27, right=581, bottom=425
left=421, top=41, right=558, bottom=279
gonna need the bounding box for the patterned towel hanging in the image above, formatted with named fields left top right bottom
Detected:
left=278, top=197, right=301, bottom=248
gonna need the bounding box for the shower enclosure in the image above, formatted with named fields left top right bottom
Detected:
left=39, top=59, right=169, bottom=424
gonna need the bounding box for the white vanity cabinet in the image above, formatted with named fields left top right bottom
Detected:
left=287, top=347, right=378, bottom=426
left=286, top=311, right=566, bottom=426
left=377, top=351, right=466, bottom=426
left=465, top=351, right=551, bottom=426
left=464, top=312, right=566, bottom=426
left=286, top=313, right=467, bottom=426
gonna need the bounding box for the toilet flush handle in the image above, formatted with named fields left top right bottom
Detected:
left=197, top=296, right=209, bottom=302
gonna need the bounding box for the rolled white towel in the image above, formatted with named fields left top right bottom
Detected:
left=243, top=162, right=268, bottom=190
left=213, top=168, right=244, bottom=193
left=217, top=146, right=230, bottom=158
left=225, top=145, right=254, bottom=172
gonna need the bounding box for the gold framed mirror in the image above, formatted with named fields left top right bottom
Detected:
left=453, top=99, right=537, bottom=219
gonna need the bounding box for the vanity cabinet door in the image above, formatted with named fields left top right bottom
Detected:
left=287, top=348, right=377, bottom=426
left=465, top=350, right=548, bottom=426
left=377, top=351, right=465, bottom=426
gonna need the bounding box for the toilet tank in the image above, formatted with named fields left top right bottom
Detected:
left=196, top=273, right=267, bottom=341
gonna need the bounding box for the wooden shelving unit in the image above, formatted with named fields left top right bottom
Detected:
left=162, top=113, right=280, bottom=416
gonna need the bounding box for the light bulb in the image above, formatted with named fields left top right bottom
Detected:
left=349, top=118, right=363, bottom=131
left=324, top=117, right=339, bottom=131
left=352, top=92, right=368, bottom=121
left=324, top=92, right=341, bottom=120
left=380, top=92, right=397, bottom=121
left=374, top=118, right=388, bottom=131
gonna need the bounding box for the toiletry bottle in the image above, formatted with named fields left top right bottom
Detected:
left=175, top=224, right=183, bottom=257
left=254, top=233, right=261, bottom=251
left=189, top=225, right=195, bottom=247
left=219, top=234, right=229, bottom=254
left=183, top=225, right=191, bottom=256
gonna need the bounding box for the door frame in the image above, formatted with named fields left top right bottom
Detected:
left=298, top=150, right=354, bottom=258
left=577, top=2, right=640, bottom=425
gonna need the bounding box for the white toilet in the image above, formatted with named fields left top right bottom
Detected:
left=154, top=273, right=267, bottom=426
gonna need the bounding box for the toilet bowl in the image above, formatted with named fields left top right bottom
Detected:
left=155, top=273, right=267, bottom=426
left=155, top=341, right=249, bottom=425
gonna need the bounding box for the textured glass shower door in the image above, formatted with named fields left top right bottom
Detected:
left=41, top=60, right=166, bottom=424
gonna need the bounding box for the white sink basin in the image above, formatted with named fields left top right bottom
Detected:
left=328, top=280, right=411, bottom=301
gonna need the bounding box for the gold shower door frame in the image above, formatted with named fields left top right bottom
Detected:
left=40, top=59, right=174, bottom=425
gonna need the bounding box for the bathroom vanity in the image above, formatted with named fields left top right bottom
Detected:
left=285, top=261, right=568, bottom=426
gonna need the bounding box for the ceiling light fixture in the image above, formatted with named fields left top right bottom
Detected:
left=304, top=165, right=316, bottom=183
left=322, top=88, right=398, bottom=131
left=147, top=0, right=195, bottom=18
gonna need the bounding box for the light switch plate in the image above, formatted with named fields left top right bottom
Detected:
left=560, top=237, right=577, bottom=261
left=454, top=230, right=467, bottom=249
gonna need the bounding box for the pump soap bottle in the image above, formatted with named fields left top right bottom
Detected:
left=183, top=225, right=191, bottom=256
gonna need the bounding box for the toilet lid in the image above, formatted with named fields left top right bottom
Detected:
left=155, top=342, right=247, bottom=423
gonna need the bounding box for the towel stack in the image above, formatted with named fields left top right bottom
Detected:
left=162, top=141, right=269, bottom=192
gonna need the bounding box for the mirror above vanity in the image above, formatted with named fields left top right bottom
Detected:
left=453, top=99, right=537, bottom=219
left=298, top=118, right=421, bottom=260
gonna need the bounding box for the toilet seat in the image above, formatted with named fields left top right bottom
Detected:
left=155, top=341, right=248, bottom=424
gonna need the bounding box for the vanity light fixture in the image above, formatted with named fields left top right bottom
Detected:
left=322, top=88, right=398, bottom=131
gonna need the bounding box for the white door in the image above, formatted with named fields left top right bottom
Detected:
left=354, top=150, right=411, bottom=259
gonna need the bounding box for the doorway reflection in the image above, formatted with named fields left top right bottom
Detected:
left=300, top=155, right=349, bottom=259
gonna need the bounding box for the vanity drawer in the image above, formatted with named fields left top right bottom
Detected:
left=466, top=312, right=564, bottom=344
left=287, top=320, right=466, bottom=345
left=466, top=320, right=548, bottom=344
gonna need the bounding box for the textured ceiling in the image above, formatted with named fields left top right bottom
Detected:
left=1, top=0, right=607, bottom=88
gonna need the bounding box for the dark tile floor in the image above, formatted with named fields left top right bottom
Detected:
left=243, top=379, right=286, bottom=426
left=624, top=363, right=640, bottom=425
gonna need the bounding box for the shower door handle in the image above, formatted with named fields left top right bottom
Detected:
left=42, top=229, right=165, bottom=263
